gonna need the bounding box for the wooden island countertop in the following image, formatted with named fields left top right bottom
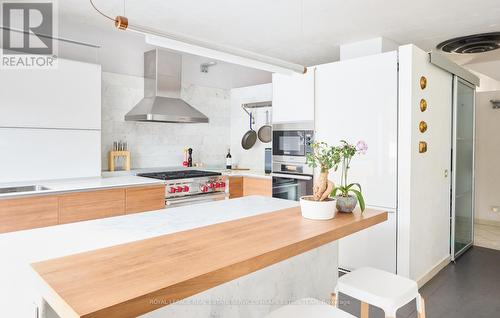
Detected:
left=31, top=206, right=387, bottom=318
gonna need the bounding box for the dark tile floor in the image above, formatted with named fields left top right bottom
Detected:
left=337, top=246, right=500, bottom=318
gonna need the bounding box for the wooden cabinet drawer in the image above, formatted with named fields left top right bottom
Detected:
left=229, top=176, right=243, bottom=199
left=0, top=196, right=58, bottom=233
left=59, top=188, right=125, bottom=224
left=125, top=185, right=165, bottom=214
left=243, top=177, right=272, bottom=197
left=229, top=176, right=272, bottom=198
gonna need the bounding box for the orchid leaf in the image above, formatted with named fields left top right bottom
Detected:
left=331, top=187, right=339, bottom=197
left=350, top=183, right=362, bottom=192
left=350, top=189, right=365, bottom=213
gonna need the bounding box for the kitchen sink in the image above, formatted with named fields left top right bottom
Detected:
left=0, top=185, right=51, bottom=194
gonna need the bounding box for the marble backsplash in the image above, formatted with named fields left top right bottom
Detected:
left=101, top=72, right=231, bottom=170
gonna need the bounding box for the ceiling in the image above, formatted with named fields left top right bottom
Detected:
left=60, top=0, right=500, bottom=67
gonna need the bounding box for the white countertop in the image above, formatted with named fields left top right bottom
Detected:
left=0, top=166, right=271, bottom=199
left=0, top=196, right=298, bottom=318
left=0, top=175, right=164, bottom=199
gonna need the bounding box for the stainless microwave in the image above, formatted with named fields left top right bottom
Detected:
left=272, top=121, right=314, bottom=158
left=272, top=121, right=314, bottom=176
left=272, top=121, right=314, bottom=201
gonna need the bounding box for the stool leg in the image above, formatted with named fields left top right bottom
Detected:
left=416, top=294, right=426, bottom=318
left=330, top=292, right=337, bottom=307
left=333, top=286, right=339, bottom=308
left=360, top=302, right=369, bottom=318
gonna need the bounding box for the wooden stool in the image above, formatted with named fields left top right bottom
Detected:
left=333, top=267, right=426, bottom=318
left=265, top=298, right=356, bottom=318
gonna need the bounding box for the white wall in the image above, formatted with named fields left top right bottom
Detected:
left=475, top=90, right=500, bottom=225
left=466, top=59, right=500, bottom=86
left=230, top=84, right=273, bottom=171
left=102, top=72, right=231, bottom=169
left=468, top=70, right=500, bottom=92
left=398, top=45, right=452, bottom=282
left=339, top=37, right=399, bottom=60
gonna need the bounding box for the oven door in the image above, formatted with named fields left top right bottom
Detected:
left=272, top=130, right=306, bottom=157
left=272, top=173, right=313, bottom=201
left=166, top=192, right=227, bottom=207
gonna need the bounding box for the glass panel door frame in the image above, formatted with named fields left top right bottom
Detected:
left=451, top=76, right=476, bottom=261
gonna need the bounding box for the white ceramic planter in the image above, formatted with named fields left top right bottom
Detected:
left=299, top=196, right=337, bottom=220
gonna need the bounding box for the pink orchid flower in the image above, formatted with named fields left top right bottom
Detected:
left=356, top=140, right=368, bottom=154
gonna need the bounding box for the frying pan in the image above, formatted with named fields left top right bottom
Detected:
left=241, top=112, right=257, bottom=150
left=258, top=110, right=272, bottom=143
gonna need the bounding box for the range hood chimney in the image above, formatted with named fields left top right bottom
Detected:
left=125, top=49, right=209, bottom=123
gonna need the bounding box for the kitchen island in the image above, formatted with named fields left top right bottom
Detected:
left=0, top=196, right=386, bottom=318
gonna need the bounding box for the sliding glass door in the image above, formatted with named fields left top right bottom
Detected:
left=451, top=77, right=475, bottom=260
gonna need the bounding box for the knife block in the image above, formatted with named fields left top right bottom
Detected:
left=108, top=151, right=131, bottom=171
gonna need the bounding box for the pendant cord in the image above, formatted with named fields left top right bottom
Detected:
left=89, top=0, right=116, bottom=22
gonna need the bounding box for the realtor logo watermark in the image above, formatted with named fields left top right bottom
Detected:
left=1, top=1, right=58, bottom=68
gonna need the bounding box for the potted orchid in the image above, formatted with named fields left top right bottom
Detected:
left=301, top=142, right=341, bottom=220
left=332, top=140, right=368, bottom=213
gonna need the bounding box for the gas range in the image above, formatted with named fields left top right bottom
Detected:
left=137, top=170, right=227, bottom=207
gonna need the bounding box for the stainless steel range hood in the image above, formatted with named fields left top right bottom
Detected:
left=125, top=49, right=209, bottom=123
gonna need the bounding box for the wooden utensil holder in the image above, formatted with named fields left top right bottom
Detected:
left=108, top=151, right=131, bottom=171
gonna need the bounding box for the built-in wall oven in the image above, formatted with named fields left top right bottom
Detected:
left=272, top=173, right=313, bottom=201
left=271, top=121, right=314, bottom=201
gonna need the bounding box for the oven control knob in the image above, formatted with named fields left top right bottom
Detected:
left=220, top=181, right=226, bottom=188
left=200, top=185, right=208, bottom=192
left=215, top=182, right=221, bottom=188
left=208, top=183, right=214, bottom=189
left=183, top=185, right=189, bottom=192
left=169, top=187, right=177, bottom=193
left=177, top=186, right=183, bottom=192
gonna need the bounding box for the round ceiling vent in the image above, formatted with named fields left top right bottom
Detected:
left=436, top=32, right=500, bottom=54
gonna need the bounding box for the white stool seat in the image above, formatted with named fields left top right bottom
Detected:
left=336, top=267, right=422, bottom=317
left=266, top=298, right=356, bottom=318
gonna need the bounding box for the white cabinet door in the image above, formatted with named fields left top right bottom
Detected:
left=315, top=52, right=398, bottom=209
left=272, top=69, right=314, bottom=123
left=0, top=59, right=101, bottom=130
left=339, top=211, right=397, bottom=273
left=0, top=128, right=101, bottom=182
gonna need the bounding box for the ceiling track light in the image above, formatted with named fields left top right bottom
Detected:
left=89, top=1, right=306, bottom=75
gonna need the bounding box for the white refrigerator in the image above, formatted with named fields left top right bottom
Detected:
left=315, top=51, right=399, bottom=273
